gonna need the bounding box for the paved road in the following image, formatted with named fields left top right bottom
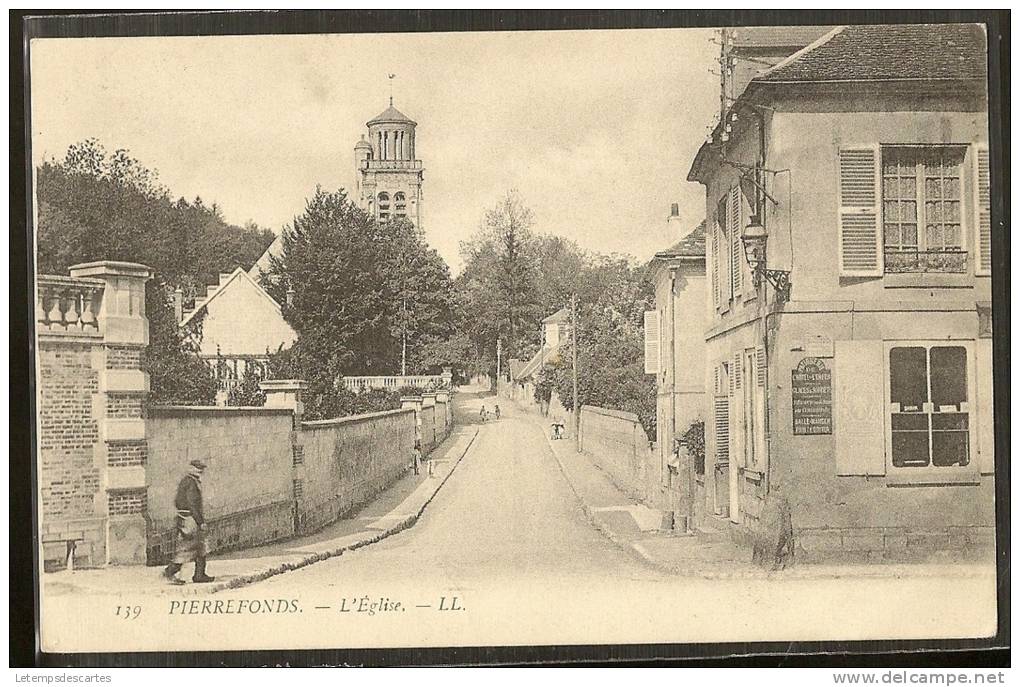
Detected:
left=251, top=392, right=660, bottom=590
left=224, top=391, right=996, bottom=650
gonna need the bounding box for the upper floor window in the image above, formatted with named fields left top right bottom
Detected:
left=838, top=144, right=988, bottom=277
left=882, top=147, right=966, bottom=273
left=377, top=192, right=390, bottom=221
left=394, top=192, right=407, bottom=218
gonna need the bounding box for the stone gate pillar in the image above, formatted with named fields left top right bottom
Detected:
left=260, top=379, right=307, bottom=531
left=68, top=261, right=152, bottom=565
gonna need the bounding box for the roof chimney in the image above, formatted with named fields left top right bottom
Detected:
left=668, top=203, right=693, bottom=239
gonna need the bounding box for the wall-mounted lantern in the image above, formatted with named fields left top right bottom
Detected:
left=741, top=216, right=791, bottom=297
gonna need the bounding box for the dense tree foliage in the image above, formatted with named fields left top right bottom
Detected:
left=35, top=139, right=275, bottom=404
left=458, top=189, right=656, bottom=432
left=258, top=187, right=458, bottom=418
left=545, top=304, right=657, bottom=437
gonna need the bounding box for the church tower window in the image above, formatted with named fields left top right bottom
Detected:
left=378, top=192, right=390, bottom=221
left=395, top=192, right=407, bottom=218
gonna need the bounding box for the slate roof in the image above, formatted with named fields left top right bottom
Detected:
left=759, top=23, right=987, bottom=83
left=367, top=104, right=417, bottom=126
left=729, top=25, right=835, bottom=49
left=655, top=221, right=707, bottom=259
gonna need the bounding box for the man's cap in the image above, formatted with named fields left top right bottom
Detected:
left=190, top=458, right=208, bottom=469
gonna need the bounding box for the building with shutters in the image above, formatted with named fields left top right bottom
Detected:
left=644, top=209, right=708, bottom=529
left=685, top=24, right=995, bottom=556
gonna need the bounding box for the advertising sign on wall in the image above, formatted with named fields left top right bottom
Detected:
left=792, top=357, right=832, bottom=435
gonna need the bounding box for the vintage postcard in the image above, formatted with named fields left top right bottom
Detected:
left=26, top=15, right=1002, bottom=658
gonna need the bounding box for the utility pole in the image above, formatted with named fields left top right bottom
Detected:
left=571, top=294, right=580, bottom=452
left=401, top=296, right=407, bottom=376
left=496, top=337, right=502, bottom=387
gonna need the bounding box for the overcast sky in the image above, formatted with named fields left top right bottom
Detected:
left=30, top=29, right=718, bottom=273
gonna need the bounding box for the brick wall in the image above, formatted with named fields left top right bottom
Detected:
left=108, top=488, right=146, bottom=516
left=107, top=441, right=146, bottom=467
left=105, top=345, right=144, bottom=370
left=37, top=341, right=101, bottom=523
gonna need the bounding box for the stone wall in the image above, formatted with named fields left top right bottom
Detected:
left=579, top=405, right=657, bottom=504
left=37, top=263, right=457, bottom=569
left=298, top=408, right=416, bottom=534
left=145, top=406, right=296, bottom=563
left=420, top=404, right=437, bottom=451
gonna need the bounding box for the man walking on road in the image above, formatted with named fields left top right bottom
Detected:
left=163, top=458, right=215, bottom=585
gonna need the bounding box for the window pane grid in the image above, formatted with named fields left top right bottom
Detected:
left=889, top=344, right=970, bottom=470
left=883, top=150, right=918, bottom=251
left=881, top=147, right=966, bottom=272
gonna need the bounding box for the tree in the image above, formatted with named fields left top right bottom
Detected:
left=547, top=303, right=657, bottom=438
left=259, top=187, right=458, bottom=418
left=456, top=190, right=543, bottom=376
left=35, top=139, right=275, bottom=404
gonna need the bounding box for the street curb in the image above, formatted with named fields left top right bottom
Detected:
left=519, top=400, right=994, bottom=582
left=205, top=427, right=480, bottom=594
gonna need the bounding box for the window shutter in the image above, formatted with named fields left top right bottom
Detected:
left=833, top=340, right=886, bottom=475
left=713, top=365, right=721, bottom=395
left=720, top=219, right=731, bottom=305
left=727, top=362, right=735, bottom=396
left=730, top=356, right=744, bottom=468
left=711, top=223, right=720, bottom=308
left=974, top=144, right=991, bottom=276
left=837, top=146, right=883, bottom=276
left=714, top=396, right=730, bottom=464
left=643, top=310, right=660, bottom=374
left=755, top=346, right=766, bottom=386
left=976, top=339, right=994, bottom=475
left=730, top=185, right=742, bottom=296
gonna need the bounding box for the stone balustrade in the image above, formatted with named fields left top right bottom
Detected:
left=36, top=275, right=105, bottom=334
left=343, top=374, right=451, bottom=392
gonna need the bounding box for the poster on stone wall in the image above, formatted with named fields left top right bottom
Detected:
left=791, top=357, right=832, bottom=435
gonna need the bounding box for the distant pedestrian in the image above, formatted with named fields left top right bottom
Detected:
left=163, top=459, right=215, bottom=585
left=427, top=453, right=436, bottom=478
left=411, top=439, right=422, bottom=476
left=494, top=404, right=501, bottom=420
left=479, top=404, right=487, bottom=423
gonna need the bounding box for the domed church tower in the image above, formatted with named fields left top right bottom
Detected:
left=354, top=98, right=424, bottom=229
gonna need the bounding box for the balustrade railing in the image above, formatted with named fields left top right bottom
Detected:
left=884, top=249, right=968, bottom=274
left=36, top=275, right=105, bottom=334
left=361, top=159, right=423, bottom=171
left=343, top=374, right=450, bottom=392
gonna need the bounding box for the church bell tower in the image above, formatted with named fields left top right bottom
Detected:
left=354, top=98, right=424, bottom=230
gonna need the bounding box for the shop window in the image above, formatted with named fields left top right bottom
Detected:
left=889, top=344, right=970, bottom=469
